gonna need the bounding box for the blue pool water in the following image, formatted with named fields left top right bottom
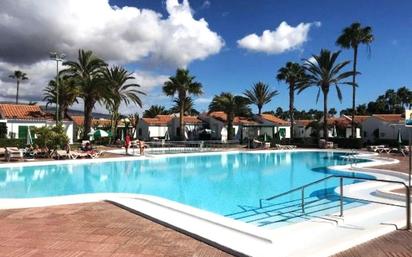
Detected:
left=0, top=151, right=372, bottom=226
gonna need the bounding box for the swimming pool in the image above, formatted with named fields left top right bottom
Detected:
left=0, top=151, right=372, bottom=227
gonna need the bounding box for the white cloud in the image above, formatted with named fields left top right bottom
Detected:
left=0, top=0, right=224, bottom=113
left=0, top=0, right=224, bottom=67
left=237, top=21, right=321, bottom=54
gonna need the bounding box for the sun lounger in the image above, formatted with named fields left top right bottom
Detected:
left=5, top=147, right=23, bottom=162
left=86, top=150, right=103, bottom=159
left=51, top=150, right=71, bottom=160
left=401, top=146, right=410, bottom=157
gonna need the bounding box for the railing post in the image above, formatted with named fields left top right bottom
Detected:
left=301, top=188, right=305, bottom=213
left=340, top=177, right=344, bottom=217
left=406, top=185, right=410, bottom=230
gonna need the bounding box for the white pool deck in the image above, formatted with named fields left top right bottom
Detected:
left=0, top=149, right=410, bottom=257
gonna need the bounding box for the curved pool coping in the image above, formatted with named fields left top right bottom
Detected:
left=0, top=149, right=408, bottom=257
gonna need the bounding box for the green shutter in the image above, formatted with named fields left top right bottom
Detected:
left=18, top=126, right=28, bottom=139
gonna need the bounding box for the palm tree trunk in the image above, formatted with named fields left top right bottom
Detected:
left=179, top=102, right=185, bottom=141
left=289, top=82, right=295, bottom=142
left=323, top=90, right=328, bottom=141
left=83, top=98, right=95, bottom=140
left=16, top=80, right=20, bottom=104
left=227, top=115, right=233, bottom=140
left=59, top=105, right=65, bottom=122
left=258, top=105, right=262, bottom=115
left=351, top=46, right=358, bottom=139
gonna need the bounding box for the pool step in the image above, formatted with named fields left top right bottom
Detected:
left=226, top=195, right=358, bottom=229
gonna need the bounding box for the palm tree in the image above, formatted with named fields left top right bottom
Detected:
left=298, top=49, right=355, bottom=140
left=208, top=92, right=251, bottom=140
left=276, top=62, right=307, bottom=141
left=9, top=70, right=28, bottom=104
left=143, top=105, right=169, bottom=118
left=336, top=22, right=374, bottom=137
left=169, top=97, right=199, bottom=116
left=243, top=82, right=278, bottom=115
left=163, top=69, right=203, bottom=140
left=103, top=66, right=145, bottom=138
left=43, top=76, right=79, bottom=120
left=61, top=49, right=108, bottom=139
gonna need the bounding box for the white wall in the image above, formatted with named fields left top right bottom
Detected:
left=136, top=120, right=169, bottom=140
left=362, top=117, right=409, bottom=143
left=5, top=120, right=74, bottom=143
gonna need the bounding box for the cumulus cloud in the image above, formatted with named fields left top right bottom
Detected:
left=0, top=0, right=224, bottom=113
left=0, top=0, right=224, bottom=67
left=237, top=21, right=321, bottom=54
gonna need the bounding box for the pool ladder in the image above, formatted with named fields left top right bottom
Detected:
left=259, top=175, right=411, bottom=229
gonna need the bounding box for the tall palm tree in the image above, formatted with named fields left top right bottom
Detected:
left=163, top=69, right=203, bottom=140
left=9, top=70, right=28, bottom=104
left=336, top=22, right=374, bottom=137
left=298, top=49, right=355, bottom=140
left=103, top=66, right=145, bottom=138
left=170, top=97, right=199, bottom=115
left=43, top=76, right=79, bottom=120
left=276, top=62, right=307, bottom=141
left=243, top=82, right=278, bottom=115
left=61, top=49, right=108, bottom=139
left=143, top=105, right=169, bottom=118
left=208, top=92, right=251, bottom=140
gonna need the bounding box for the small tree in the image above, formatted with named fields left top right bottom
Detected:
left=33, top=125, right=69, bottom=150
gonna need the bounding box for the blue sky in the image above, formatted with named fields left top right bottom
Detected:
left=116, top=0, right=412, bottom=113
left=0, top=0, right=411, bottom=115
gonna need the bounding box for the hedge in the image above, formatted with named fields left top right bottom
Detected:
left=0, top=138, right=28, bottom=148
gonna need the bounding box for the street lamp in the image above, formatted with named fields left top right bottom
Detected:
left=49, top=51, right=65, bottom=125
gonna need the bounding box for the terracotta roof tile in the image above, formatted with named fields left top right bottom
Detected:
left=295, top=119, right=313, bottom=126
left=372, top=114, right=404, bottom=123
left=261, top=114, right=289, bottom=125
left=0, top=104, right=52, bottom=121
left=142, top=115, right=173, bottom=125
left=208, top=112, right=258, bottom=125
left=71, top=115, right=112, bottom=127
left=182, top=116, right=202, bottom=124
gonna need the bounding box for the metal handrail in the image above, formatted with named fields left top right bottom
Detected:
left=260, top=174, right=411, bottom=229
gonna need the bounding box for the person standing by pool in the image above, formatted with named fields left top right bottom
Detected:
left=139, top=140, right=145, bottom=155
left=125, top=133, right=131, bottom=155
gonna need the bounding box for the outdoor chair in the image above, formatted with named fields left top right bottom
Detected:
left=401, top=146, right=410, bottom=157
left=51, top=150, right=71, bottom=160
left=5, top=147, right=23, bottom=162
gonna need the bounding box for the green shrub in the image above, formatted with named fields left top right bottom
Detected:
left=0, top=138, right=27, bottom=148
left=32, top=124, right=69, bottom=150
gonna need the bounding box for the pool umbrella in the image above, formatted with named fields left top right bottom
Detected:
left=165, top=130, right=170, bottom=141
left=397, top=129, right=402, bottom=144
left=121, top=129, right=125, bottom=141
left=26, top=127, right=33, bottom=145
left=88, top=129, right=109, bottom=139
left=332, top=125, right=337, bottom=138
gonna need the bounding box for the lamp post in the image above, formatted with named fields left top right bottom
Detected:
left=49, top=51, right=65, bottom=125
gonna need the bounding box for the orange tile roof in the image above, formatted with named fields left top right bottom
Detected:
left=353, top=115, right=371, bottom=123
left=0, top=104, right=53, bottom=121
left=209, top=111, right=227, bottom=122
left=142, top=115, right=173, bottom=125
left=209, top=111, right=258, bottom=125
left=295, top=119, right=313, bottom=126
left=261, top=114, right=289, bottom=125
left=372, top=114, right=404, bottom=123
left=182, top=116, right=202, bottom=124
left=71, top=115, right=112, bottom=127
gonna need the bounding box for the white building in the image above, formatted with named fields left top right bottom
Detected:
left=169, top=115, right=204, bottom=140
left=361, top=114, right=408, bottom=143
left=136, top=115, right=172, bottom=140
left=257, top=114, right=291, bottom=139
left=0, top=103, right=74, bottom=143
